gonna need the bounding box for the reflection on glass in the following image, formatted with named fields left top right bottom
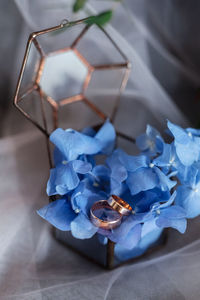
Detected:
left=40, top=50, right=88, bottom=101
left=19, top=42, right=40, bottom=97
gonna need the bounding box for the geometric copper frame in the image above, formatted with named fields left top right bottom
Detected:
left=14, top=18, right=131, bottom=139
left=13, top=18, right=132, bottom=269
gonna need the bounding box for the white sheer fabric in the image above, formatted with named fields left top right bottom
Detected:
left=1, top=0, right=200, bottom=298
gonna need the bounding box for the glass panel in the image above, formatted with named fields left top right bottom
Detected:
left=76, top=25, right=126, bottom=65
left=85, top=68, right=126, bottom=118
left=39, top=50, right=88, bottom=101
left=114, top=95, right=166, bottom=142
left=36, top=23, right=86, bottom=55
left=58, top=100, right=103, bottom=130
left=54, top=228, right=165, bottom=268
left=18, top=89, right=54, bottom=133
left=18, top=42, right=41, bottom=98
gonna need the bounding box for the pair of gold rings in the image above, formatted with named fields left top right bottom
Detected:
left=90, top=195, right=132, bottom=230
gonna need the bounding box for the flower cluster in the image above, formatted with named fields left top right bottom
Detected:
left=37, top=120, right=200, bottom=258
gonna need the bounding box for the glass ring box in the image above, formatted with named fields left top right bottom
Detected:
left=13, top=17, right=165, bottom=269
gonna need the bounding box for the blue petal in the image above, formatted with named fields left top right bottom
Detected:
left=94, top=120, right=116, bottom=155
left=81, top=154, right=96, bottom=168
left=141, top=218, right=159, bottom=237
left=176, top=140, right=200, bottom=166
left=153, top=167, right=176, bottom=191
left=186, top=128, right=200, bottom=137
left=46, top=169, right=58, bottom=196
left=175, top=185, right=200, bottom=218
left=81, top=127, right=96, bottom=137
left=108, top=214, right=142, bottom=248
left=159, top=191, right=176, bottom=208
left=136, top=125, right=163, bottom=156
left=47, top=164, right=79, bottom=196
left=92, top=165, right=111, bottom=180
left=74, top=193, right=105, bottom=216
left=71, top=179, right=105, bottom=215
left=146, top=125, right=161, bottom=140
left=135, top=189, right=170, bottom=213
left=114, top=219, right=162, bottom=261
left=116, top=149, right=148, bottom=172
left=37, top=199, right=76, bottom=231
left=167, top=121, right=190, bottom=144
left=126, top=168, right=158, bottom=195
left=50, top=128, right=102, bottom=161
left=53, top=147, right=65, bottom=165
left=110, top=178, right=125, bottom=195
left=118, top=224, right=142, bottom=249
left=196, top=169, right=200, bottom=184
left=167, top=122, right=200, bottom=166
left=153, top=143, right=172, bottom=168
left=161, top=205, right=186, bottom=218
left=90, top=165, right=111, bottom=193
left=106, top=150, right=127, bottom=194
left=136, top=133, right=149, bottom=150
left=156, top=216, right=187, bottom=233
left=70, top=213, right=98, bottom=239
left=72, top=160, right=92, bottom=174
left=177, top=165, right=198, bottom=187
left=106, top=150, right=127, bottom=181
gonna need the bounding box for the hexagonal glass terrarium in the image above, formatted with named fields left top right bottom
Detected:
left=15, top=18, right=165, bottom=269
left=14, top=19, right=130, bottom=137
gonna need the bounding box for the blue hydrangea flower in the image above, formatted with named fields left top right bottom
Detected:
left=167, top=121, right=200, bottom=166
left=70, top=178, right=107, bottom=215
left=114, top=218, right=163, bottom=261
left=107, top=214, right=143, bottom=249
left=106, top=150, right=127, bottom=195
left=136, top=125, right=164, bottom=157
left=47, top=159, right=92, bottom=195
left=112, top=148, right=176, bottom=195
left=175, top=167, right=200, bottom=218
left=87, top=164, right=126, bottom=197
left=153, top=142, right=184, bottom=174
left=111, top=192, right=186, bottom=248
left=96, top=192, right=185, bottom=249
left=88, top=165, right=111, bottom=194
left=133, top=188, right=171, bottom=213
left=37, top=120, right=200, bottom=251
left=50, top=120, right=116, bottom=160
left=47, top=121, right=116, bottom=196
left=150, top=191, right=187, bottom=233
left=38, top=181, right=105, bottom=239
left=37, top=198, right=76, bottom=230
left=97, top=212, right=149, bottom=249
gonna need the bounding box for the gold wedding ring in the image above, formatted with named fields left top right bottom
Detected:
left=108, top=195, right=132, bottom=216
left=90, top=200, right=122, bottom=230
